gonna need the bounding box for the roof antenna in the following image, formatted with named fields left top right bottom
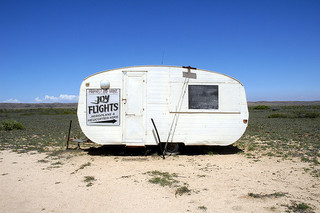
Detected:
left=161, top=49, right=165, bottom=65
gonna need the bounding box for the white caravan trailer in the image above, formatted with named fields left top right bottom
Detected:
left=77, top=65, right=248, bottom=148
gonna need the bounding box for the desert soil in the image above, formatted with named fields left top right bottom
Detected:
left=0, top=150, right=319, bottom=213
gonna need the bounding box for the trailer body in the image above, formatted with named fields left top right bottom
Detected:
left=77, top=66, right=248, bottom=146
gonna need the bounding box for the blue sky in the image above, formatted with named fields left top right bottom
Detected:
left=1, top=0, right=319, bottom=103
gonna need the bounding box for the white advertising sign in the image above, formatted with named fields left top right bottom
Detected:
left=86, top=89, right=120, bottom=126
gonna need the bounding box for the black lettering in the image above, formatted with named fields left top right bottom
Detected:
left=92, top=95, right=110, bottom=104
left=88, top=106, right=94, bottom=114
left=99, top=105, right=104, bottom=113
left=113, top=103, right=118, bottom=111
left=88, top=105, right=98, bottom=114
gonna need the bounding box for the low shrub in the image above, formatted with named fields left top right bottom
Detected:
left=288, top=111, right=320, bottom=119
left=175, top=186, right=191, bottom=196
left=268, top=113, right=287, bottom=118
left=253, top=105, right=270, bottom=110
left=303, top=112, right=320, bottom=118
left=286, top=202, right=313, bottom=213
left=147, top=170, right=178, bottom=187
left=83, top=176, right=96, bottom=187
left=1, top=120, right=25, bottom=131
left=248, top=192, right=286, bottom=198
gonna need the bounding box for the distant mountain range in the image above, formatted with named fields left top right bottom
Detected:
left=0, top=103, right=78, bottom=109
left=1, top=101, right=320, bottom=109
left=247, top=101, right=320, bottom=106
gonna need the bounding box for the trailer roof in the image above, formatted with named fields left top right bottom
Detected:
left=84, top=65, right=243, bottom=85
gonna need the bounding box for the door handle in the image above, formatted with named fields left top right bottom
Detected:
left=122, top=98, right=127, bottom=104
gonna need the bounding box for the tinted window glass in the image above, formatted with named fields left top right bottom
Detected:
left=188, top=85, right=218, bottom=109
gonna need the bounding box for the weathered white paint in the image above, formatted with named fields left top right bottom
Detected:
left=77, top=65, right=249, bottom=146
left=122, top=71, right=147, bottom=144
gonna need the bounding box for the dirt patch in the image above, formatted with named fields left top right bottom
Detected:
left=0, top=150, right=319, bottom=213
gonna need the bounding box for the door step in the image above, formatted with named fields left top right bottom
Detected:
left=125, top=144, right=146, bottom=148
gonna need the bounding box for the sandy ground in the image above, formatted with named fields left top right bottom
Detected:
left=0, top=149, right=319, bottom=213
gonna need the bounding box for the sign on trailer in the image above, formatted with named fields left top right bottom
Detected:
left=86, top=89, right=120, bottom=126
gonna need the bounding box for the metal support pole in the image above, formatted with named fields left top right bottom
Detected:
left=66, top=120, right=72, bottom=149
left=151, top=118, right=165, bottom=159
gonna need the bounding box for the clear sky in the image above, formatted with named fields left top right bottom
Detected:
left=1, top=0, right=319, bottom=103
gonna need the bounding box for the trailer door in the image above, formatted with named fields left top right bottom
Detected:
left=122, top=71, right=147, bottom=144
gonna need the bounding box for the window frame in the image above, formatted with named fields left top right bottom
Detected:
left=188, top=84, right=219, bottom=110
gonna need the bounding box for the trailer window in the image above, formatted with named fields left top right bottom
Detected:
left=188, top=85, right=218, bottom=109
